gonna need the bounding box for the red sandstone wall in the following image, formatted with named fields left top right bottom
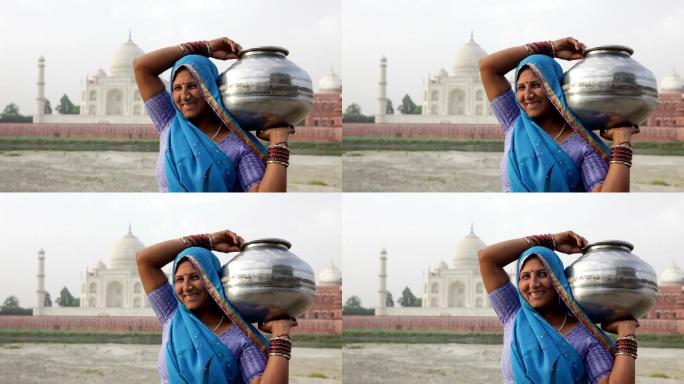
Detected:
left=343, top=123, right=684, bottom=142
left=0, top=316, right=341, bottom=335
left=343, top=316, right=684, bottom=335
left=0, top=124, right=341, bottom=143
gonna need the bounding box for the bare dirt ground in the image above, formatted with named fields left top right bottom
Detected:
left=343, top=343, right=684, bottom=384
left=0, top=151, right=341, bottom=192
left=342, top=151, right=684, bottom=192
left=0, top=344, right=341, bottom=384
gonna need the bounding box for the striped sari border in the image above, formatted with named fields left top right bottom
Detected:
left=186, top=256, right=270, bottom=356
left=527, top=63, right=610, bottom=162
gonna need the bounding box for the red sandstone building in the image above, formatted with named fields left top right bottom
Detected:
left=304, top=69, right=342, bottom=128
left=647, top=261, right=684, bottom=320
left=303, top=262, right=342, bottom=320
left=647, top=70, right=684, bottom=127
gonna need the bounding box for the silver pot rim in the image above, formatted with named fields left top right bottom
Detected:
left=582, top=240, right=634, bottom=253
left=240, top=238, right=292, bottom=251
left=583, top=45, right=634, bottom=57
left=238, top=46, right=289, bottom=58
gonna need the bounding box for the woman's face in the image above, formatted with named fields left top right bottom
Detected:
left=174, top=259, right=212, bottom=311
left=172, top=68, right=210, bottom=121
left=518, top=256, right=557, bottom=310
left=516, top=68, right=552, bottom=119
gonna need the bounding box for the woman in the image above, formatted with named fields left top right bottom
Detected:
left=134, top=37, right=291, bottom=192
left=136, top=229, right=295, bottom=383
left=479, top=37, right=637, bottom=192
left=478, top=231, right=639, bottom=384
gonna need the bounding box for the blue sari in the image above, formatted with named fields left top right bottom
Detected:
left=511, top=247, right=613, bottom=384
left=166, top=55, right=267, bottom=192
left=508, top=55, right=609, bottom=192
left=166, top=247, right=269, bottom=384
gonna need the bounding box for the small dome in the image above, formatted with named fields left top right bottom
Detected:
left=660, top=69, right=684, bottom=94
left=452, top=33, right=487, bottom=75
left=318, top=69, right=342, bottom=93
left=660, top=260, right=684, bottom=286
left=433, top=260, right=448, bottom=272
left=452, top=224, right=486, bottom=271
left=318, top=261, right=342, bottom=286
left=111, top=225, right=144, bottom=270
left=110, top=34, right=144, bottom=77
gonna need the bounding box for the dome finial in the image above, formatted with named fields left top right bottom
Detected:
left=128, top=29, right=132, bottom=42
left=470, top=221, right=474, bottom=234
left=470, top=29, right=474, bottom=42
left=128, top=221, right=132, bottom=234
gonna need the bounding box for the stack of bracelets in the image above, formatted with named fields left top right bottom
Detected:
left=178, top=40, right=211, bottom=57
left=524, top=41, right=556, bottom=57
left=268, top=335, right=292, bottom=360
left=523, top=233, right=556, bottom=250
left=615, top=334, right=638, bottom=359
left=267, top=143, right=290, bottom=168
left=610, top=143, right=633, bottom=168
left=180, top=233, right=213, bottom=250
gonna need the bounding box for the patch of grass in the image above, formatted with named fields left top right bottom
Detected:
left=649, top=179, right=670, bottom=186
left=307, top=372, right=328, bottom=378
left=288, top=141, right=341, bottom=156
left=0, top=344, right=21, bottom=349
left=0, top=152, right=21, bottom=157
left=81, top=368, right=105, bottom=376
left=647, top=372, right=670, bottom=378
left=307, top=179, right=328, bottom=186
left=343, top=329, right=503, bottom=345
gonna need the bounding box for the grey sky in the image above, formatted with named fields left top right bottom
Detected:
left=2, top=0, right=341, bottom=115
left=343, top=0, right=684, bottom=115
left=0, top=194, right=341, bottom=308
left=342, top=194, right=683, bottom=308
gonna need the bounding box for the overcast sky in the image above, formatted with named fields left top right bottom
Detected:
left=343, top=0, right=684, bottom=115
left=2, top=0, right=341, bottom=115
left=0, top=194, right=341, bottom=308
left=343, top=194, right=684, bottom=308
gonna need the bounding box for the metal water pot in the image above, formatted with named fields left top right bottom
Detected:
left=220, top=238, right=316, bottom=323
left=564, top=240, right=658, bottom=324
left=218, top=47, right=313, bottom=131
left=562, top=46, right=657, bottom=130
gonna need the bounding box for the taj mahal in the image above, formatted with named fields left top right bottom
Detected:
left=376, top=33, right=496, bottom=125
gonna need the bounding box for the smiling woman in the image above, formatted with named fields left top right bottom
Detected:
left=478, top=231, right=639, bottom=384
left=133, top=37, right=293, bottom=192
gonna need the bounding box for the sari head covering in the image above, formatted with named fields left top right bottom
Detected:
left=511, top=246, right=613, bottom=384
left=166, top=247, right=269, bottom=384
left=166, top=55, right=267, bottom=192
left=508, top=54, right=609, bottom=192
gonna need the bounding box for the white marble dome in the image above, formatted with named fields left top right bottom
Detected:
left=318, top=261, right=342, bottom=286
left=110, top=227, right=145, bottom=270
left=452, top=226, right=486, bottom=270
left=660, top=261, right=684, bottom=286
left=110, top=35, right=144, bottom=77
left=433, top=260, right=449, bottom=272
left=452, top=34, right=487, bottom=75
left=318, top=69, right=342, bottom=93
left=660, top=70, right=684, bottom=94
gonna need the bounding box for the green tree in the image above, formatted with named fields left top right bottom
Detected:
left=2, top=295, right=20, bottom=309
left=386, top=99, right=394, bottom=115
left=44, top=99, right=52, bottom=114
left=44, top=292, right=52, bottom=307
left=342, top=295, right=374, bottom=316
left=56, top=94, right=79, bottom=114
left=56, top=287, right=79, bottom=307
left=0, top=296, right=32, bottom=316
left=386, top=291, right=394, bottom=307
left=397, top=286, right=420, bottom=307
left=2, top=103, right=20, bottom=116
left=397, top=94, right=421, bottom=115
left=342, top=103, right=375, bottom=123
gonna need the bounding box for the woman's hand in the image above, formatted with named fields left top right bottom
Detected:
left=259, top=318, right=298, bottom=336
left=552, top=37, right=586, bottom=60
left=257, top=126, right=295, bottom=144
left=552, top=231, right=587, bottom=254
left=208, top=37, right=242, bottom=61
left=603, top=319, right=639, bottom=336
left=601, top=125, right=638, bottom=144
left=209, top=230, right=244, bottom=252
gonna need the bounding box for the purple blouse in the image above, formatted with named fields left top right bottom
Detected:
left=489, top=282, right=613, bottom=384
left=490, top=90, right=608, bottom=192
left=148, top=283, right=267, bottom=384
left=145, top=91, right=265, bottom=192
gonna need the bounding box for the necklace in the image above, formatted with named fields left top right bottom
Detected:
left=553, top=122, right=567, bottom=142
left=212, top=315, right=225, bottom=332
left=210, top=122, right=223, bottom=143
left=556, top=313, right=568, bottom=333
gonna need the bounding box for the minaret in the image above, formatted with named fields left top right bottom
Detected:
left=36, top=248, right=46, bottom=314
left=376, top=248, right=388, bottom=315
left=35, top=56, right=46, bottom=123
left=377, top=56, right=388, bottom=120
